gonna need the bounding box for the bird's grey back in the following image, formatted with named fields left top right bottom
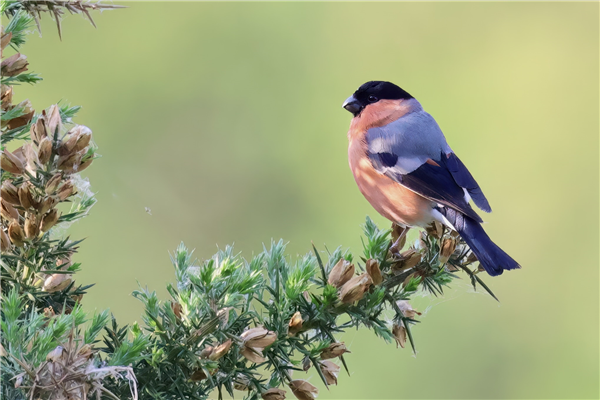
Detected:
left=367, top=108, right=451, bottom=174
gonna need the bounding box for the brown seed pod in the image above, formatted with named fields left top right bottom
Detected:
left=7, top=221, right=25, bottom=247
left=288, top=380, right=318, bottom=400
left=366, top=259, right=383, bottom=285
left=261, top=388, right=286, bottom=400
left=1, top=150, right=25, bottom=175
left=24, top=212, right=39, bottom=239
left=319, top=360, right=340, bottom=385
left=392, top=323, right=407, bottom=349
left=327, top=259, right=354, bottom=288
left=288, top=311, right=303, bottom=336
left=17, top=182, right=35, bottom=210
left=40, top=209, right=59, bottom=232
left=45, top=173, right=62, bottom=195
left=1, top=181, right=20, bottom=205
left=320, top=342, right=350, bottom=360
left=37, top=137, right=53, bottom=165
left=241, top=327, right=277, bottom=348
left=30, top=116, right=48, bottom=144
left=0, top=53, right=28, bottom=77
left=338, top=273, right=372, bottom=304
left=1, top=228, right=10, bottom=252
left=6, top=100, right=34, bottom=130
left=45, top=105, right=62, bottom=137
left=1, top=199, right=19, bottom=222
left=38, top=196, right=58, bottom=215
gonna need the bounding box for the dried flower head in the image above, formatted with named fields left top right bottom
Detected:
left=1, top=150, right=25, bottom=175
left=1, top=53, right=28, bottom=77
left=233, top=374, right=252, bottom=391
left=262, top=387, right=286, bottom=400
left=45, top=173, right=62, bottom=195
left=1, top=228, right=10, bottom=252
left=241, top=327, right=277, bottom=348
left=7, top=221, right=25, bottom=247
left=1, top=181, right=20, bottom=205
left=40, top=209, right=59, bottom=232
left=30, top=116, right=48, bottom=144
left=366, top=259, right=383, bottom=285
left=319, top=360, right=340, bottom=385
left=289, top=380, right=318, bottom=400
left=327, top=258, right=354, bottom=288
left=425, top=221, right=443, bottom=239
left=24, top=212, right=39, bottom=239
left=43, top=273, right=72, bottom=293
left=7, top=100, right=34, bottom=129
left=18, top=182, right=37, bottom=210
left=393, top=249, right=422, bottom=272
left=37, top=137, right=53, bottom=165
left=338, top=273, right=372, bottom=304
left=439, top=237, right=457, bottom=264
left=288, top=311, right=303, bottom=336
left=1, top=199, right=20, bottom=222
left=241, top=345, right=266, bottom=364
left=208, top=339, right=233, bottom=361
left=320, top=342, right=350, bottom=360
left=57, top=180, right=75, bottom=201
left=392, top=323, right=407, bottom=348
left=396, top=300, right=421, bottom=319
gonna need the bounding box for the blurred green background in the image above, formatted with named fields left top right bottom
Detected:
left=11, top=1, right=598, bottom=398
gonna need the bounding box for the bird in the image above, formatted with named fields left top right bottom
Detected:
left=342, top=81, right=519, bottom=276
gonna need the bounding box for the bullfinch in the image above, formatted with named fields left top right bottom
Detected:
left=343, top=81, right=519, bottom=276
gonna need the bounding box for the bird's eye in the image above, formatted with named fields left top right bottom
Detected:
left=368, top=95, right=378, bottom=103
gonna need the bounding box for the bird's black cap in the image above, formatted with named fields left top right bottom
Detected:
left=343, top=81, right=413, bottom=116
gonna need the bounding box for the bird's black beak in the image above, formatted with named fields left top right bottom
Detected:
left=343, top=95, right=363, bottom=116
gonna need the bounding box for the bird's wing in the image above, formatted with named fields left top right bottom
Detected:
left=366, top=113, right=488, bottom=222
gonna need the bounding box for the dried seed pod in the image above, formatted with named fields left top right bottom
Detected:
left=57, top=151, right=82, bottom=172
left=208, top=339, right=233, bottom=361
left=320, top=342, right=350, bottom=360
left=37, top=137, right=53, bottom=165
left=302, top=357, right=311, bottom=371
left=73, top=126, right=92, bottom=152
left=327, top=259, right=354, bottom=288
left=425, top=221, right=443, bottom=239
left=30, top=116, right=48, bottom=144
left=233, top=374, right=252, bottom=391
left=6, top=100, right=34, bottom=129
left=241, top=327, right=277, bottom=348
left=338, top=273, right=372, bottom=304
left=38, top=196, right=58, bottom=215
left=1, top=150, right=25, bottom=175
left=390, top=223, right=409, bottom=253
left=46, top=105, right=62, bottom=137
left=17, top=182, right=35, bottom=210
left=77, top=157, right=93, bottom=172
left=288, top=311, right=303, bottom=336
left=58, top=131, right=80, bottom=156
left=0, top=31, right=12, bottom=52
left=24, top=213, right=39, bottom=239
left=0, top=53, right=28, bottom=77
left=7, top=222, right=25, bottom=247
left=262, top=388, right=286, bottom=400
left=57, top=180, right=75, bottom=201
left=1, top=181, right=20, bottom=205
left=393, top=249, right=422, bottom=271
left=40, top=209, right=59, bottom=232
left=1, top=229, right=10, bottom=252
left=289, top=380, right=318, bottom=400
left=439, top=237, right=457, bottom=264
left=45, top=173, right=62, bottom=195
left=366, top=259, right=383, bottom=285
left=241, top=345, right=266, bottom=363
left=43, top=306, right=55, bottom=318
left=392, top=323, right=407, bottom=349
left=319, top=360, right=340, bottom=385
left=396, top=300, right=421, bottom=319
left=43, top=273, right=72, bottom=292
left=1, top=84, right=12, bottom=110
left=1, top=199, right=19, bottom=222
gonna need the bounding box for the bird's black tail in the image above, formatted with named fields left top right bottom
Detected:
left=437, top=207, right=520, bottom=276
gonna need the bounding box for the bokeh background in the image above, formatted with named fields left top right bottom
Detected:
left=12, top=1, right=598, bottom=399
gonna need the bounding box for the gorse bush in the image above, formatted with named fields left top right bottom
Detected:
left=0, top=3, right=498, bottom=399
